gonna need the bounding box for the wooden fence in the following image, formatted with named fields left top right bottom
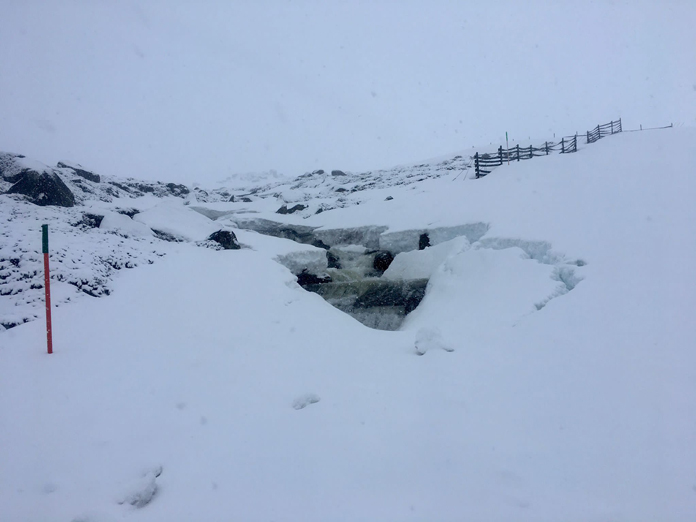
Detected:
left=474, top=118, right=622, bottom=178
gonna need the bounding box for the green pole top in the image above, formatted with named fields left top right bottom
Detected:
left=42, top=224, right=49, bottom=254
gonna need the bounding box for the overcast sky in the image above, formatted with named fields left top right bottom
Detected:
left=1, top=0, right=695, bottom=184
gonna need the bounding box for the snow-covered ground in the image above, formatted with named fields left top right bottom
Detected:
left=1, top=127, right=696, bottom=521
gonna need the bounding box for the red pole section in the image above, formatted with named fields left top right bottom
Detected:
left=42, top=225, right=53, bottom=354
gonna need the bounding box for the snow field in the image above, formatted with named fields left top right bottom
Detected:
left=0, top=128, right=695, bottom=520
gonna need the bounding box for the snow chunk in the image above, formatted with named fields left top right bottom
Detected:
left=379, top=223, right=488, bottom=254
left=383, top=236, right=469, bottom=280
left=292, top=393, right=321, bottom=410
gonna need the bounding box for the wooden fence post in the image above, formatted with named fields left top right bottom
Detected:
left=498, top=146, right=503, bottom=166
left=474, top=152, right=480, bottom=178
left=610, top=121, right=614, bottom=134
left=545, top=142, right=549, bottom=155
left=516, top=144, right=520, bottom=161
left=561, top=138, right=565, bottom=153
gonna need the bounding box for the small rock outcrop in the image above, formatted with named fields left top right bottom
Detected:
left=57, top=161, right=101, bottom=183
left=331, top=170, right=346, bottom=176
left=165, top=183, right=189, bottom=197
left=8, top=171, right=75, bottom=207
left=276, top=204, right=307, bottom=215
left=207, top=230, right=240, bottom=250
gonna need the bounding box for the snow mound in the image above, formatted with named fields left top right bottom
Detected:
left=99, top=212, right=154, bottom=238
left=116, top=467, right=162, bottom=508
left=414, top=326, right=453, bottom=355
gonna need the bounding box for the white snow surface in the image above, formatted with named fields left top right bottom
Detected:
left=1, top=128, right=696, bottom=521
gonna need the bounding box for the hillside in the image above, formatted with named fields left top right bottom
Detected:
left=1, top=127, right=695, bottom=521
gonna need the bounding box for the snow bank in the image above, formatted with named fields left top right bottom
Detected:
left=100, top=212, right=154, bottom=238
left=133, top=200, right=220, bottom=241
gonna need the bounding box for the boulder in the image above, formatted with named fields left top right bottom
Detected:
left=8, top=171, right=75, bottom=207
left=296, top=269, right=331, bottom=286
left=331, top=170, right=346, bottom=176
left=419, top=233, right=431, bottom=250
left=0, top=152, right=27, bottom=182
left=373, top=251, right=394, bottom=273
left=326, top=250, right=341, bottom=269
left=207, top=230, right=240, bottom=250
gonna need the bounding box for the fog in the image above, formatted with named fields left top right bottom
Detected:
left=1, top=0, right=694, bottom=184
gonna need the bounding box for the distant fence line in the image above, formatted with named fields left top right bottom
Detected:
left=474, top=118, right=623, bottom=178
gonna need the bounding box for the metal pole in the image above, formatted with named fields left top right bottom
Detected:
left=42, top=225, right=53, bottom=354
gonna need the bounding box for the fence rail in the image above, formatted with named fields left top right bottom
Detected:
left=474, top=118, right=621, bottom=178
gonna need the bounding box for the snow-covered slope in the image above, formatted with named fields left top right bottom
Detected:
left=1, top=128, right=695, bottom=521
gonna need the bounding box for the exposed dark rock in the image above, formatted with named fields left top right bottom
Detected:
left=326, top=251, right=341, bottom=269
left=207, top=230, right=240, bottom=250
left=419, top=233, right=430, bottom=250
left=385, top=196, right=394, bottom=201
left=229, top=195, right=235, bottom=202
left=134, top=183, right=155, bottom=194
left=8, top=171, right=75, bottom=207
left=79, top=213, right=104, bottom=228
left=331, top=170, right=346, bottom=176
left=57, top=162, right=101, bottom=183
left=296, top=269, right=331, bottom=286
left=165, top=183, right=189, bottom=197
left=116, top=208, right=140, bottom=218
left=109, top=181, right=133, bottom=193
left=313, top=169, right=325, bottom=175
left=373, top=251, right=394, bottom=273
left=311, top=239, right=330, bottom=250
left=335, top=187, right=348, bottom=193
left=276, top=204, right=307, bottom=215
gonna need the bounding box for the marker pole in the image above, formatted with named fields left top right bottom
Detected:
left=42, top=225, right=53, bottom=354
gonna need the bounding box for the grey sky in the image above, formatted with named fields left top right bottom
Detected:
left=1, top=0, right=694, bottom=184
